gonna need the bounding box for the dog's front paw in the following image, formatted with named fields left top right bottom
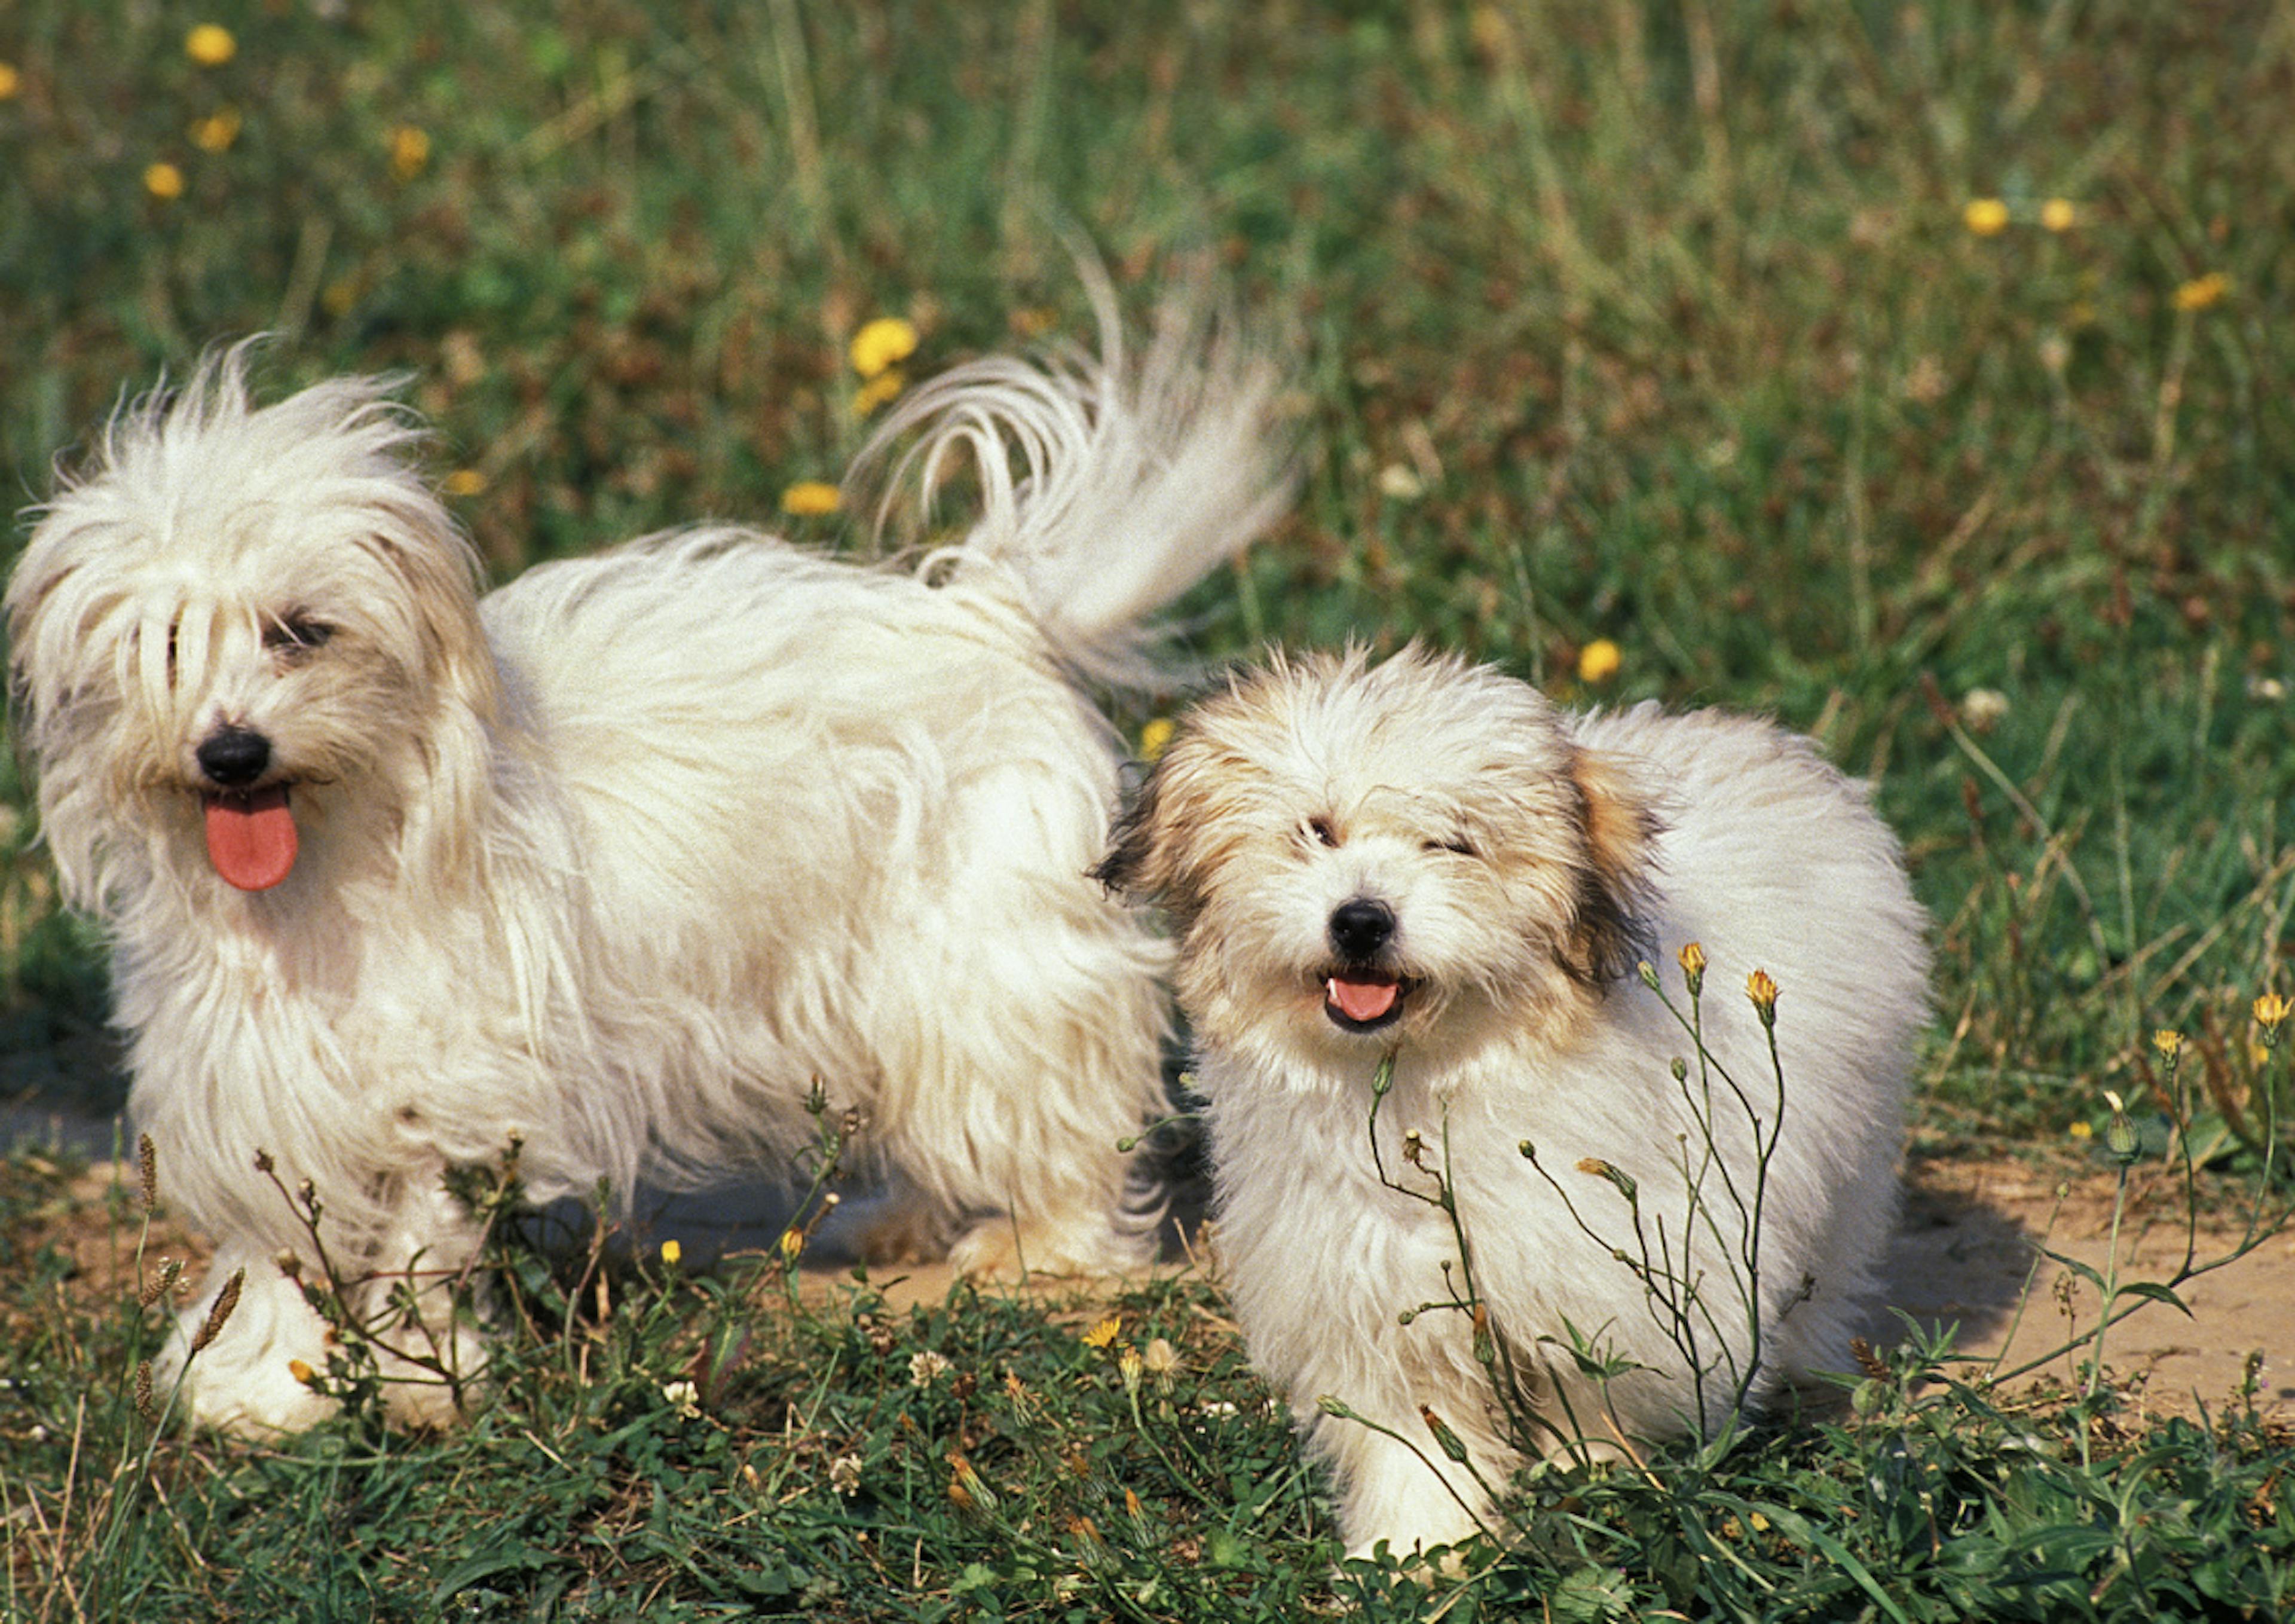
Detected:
left=945, top=1213, right=1153, bottom=1280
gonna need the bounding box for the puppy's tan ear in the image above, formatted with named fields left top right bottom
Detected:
left=1565, top=745, right=1661, bottom=984
left=1093, top=737, right=1210, bottom=923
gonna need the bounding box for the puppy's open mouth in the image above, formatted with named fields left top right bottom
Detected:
left=200, top=785, right=298, bottom=891
left=1323, top=970, right=1412, bottom=1033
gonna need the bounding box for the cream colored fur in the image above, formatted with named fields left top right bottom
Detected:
left=7, top=289, right=1291, bottom=1435
left=1098, top=646, right=1930, bottom=1558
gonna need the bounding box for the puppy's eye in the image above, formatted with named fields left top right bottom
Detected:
left=1305, top=817, right=1339, bottom=848
left=265, top=614, right=333, bottom=654
left=1426, top=834, right=1477, bottom=858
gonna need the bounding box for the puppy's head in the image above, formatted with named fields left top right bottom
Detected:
left=5, top=348, right=496, bottom=907
left=1097, top=646, right=1658, bottom=1068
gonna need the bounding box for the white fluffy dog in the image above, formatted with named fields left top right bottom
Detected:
left=1096, top=646, right=1929, bottom=1558
left=7, top=292, right=1290, bottom=1436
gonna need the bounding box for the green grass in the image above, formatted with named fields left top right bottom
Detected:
left=3, top=1, right=2293, bottom=1617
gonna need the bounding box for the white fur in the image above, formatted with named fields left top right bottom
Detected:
left=7, top=288, right=1292, bottom=1435
left=1099, top=646, right=1930, bottom=1557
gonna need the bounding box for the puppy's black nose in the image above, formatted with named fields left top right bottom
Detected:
left=196, top=727, right=271, bottom=788
left=1329, top=898, right=1396, bottom=961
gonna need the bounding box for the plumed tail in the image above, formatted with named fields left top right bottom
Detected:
left=852, top=265, right=1296, bottom=689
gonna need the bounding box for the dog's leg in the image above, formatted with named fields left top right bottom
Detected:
left=1308, top=1382, right=1506, bottom=1562
left=358, top=1170, right=491, bottom=1429
left=158, top=1252, right=341, bottom=1437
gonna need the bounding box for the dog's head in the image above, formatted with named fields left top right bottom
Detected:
left=1097, top=645, right=1660, bottom=1066
left=5, top=348, right=497, bottom=907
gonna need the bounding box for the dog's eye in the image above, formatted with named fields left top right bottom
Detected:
left=1305, top=817, right=1339, bottom=848
left=1426, top=834, right=1477, bottom=858
left=265, top=614, right=333, bottom=654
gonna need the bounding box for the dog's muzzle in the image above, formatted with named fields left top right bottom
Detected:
left=1323, top=898, right=1410, bottom=1033
left=195, top=726, right=298, bottom=891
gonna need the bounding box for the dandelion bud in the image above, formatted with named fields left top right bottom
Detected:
left=274, top=1249, right=302, bottom=1281
left=1678, top=941, right=1706, bottom=996
left=189, top=1268, right=244, bottom=1353
left=1315, top=1393, right=1357, bottom=1419
left=138, top=1133, right=159, bottom=1208
left=252, top=1149, right=274, bottom=1174
left=1577, top=1157, right=1638, bottom=1204
left=1118, top=1346, right=1143, bottom=1397
left=1671, top=1057, right=1688, bottom=1082
left=660, top=1238, right=683, bottom=1268
left=1518, top=1140, right=1535, bottom=1160
left=2152, top=1028, right=2185, bottom=1062
left=1370, top=1053, right=1396, bottom=1100
left=946, top=1451, right=997, bottom=1513
left=1636, top=961, right=1660, bottom=992
left=1746, top=969, right=1780, bottom=1026
left=1397, top=1308, right=1418, bottom=1326
left=2255, top=992, right=2291, bottom=1048
left=778, top=1228, right=803, bottom=1264
left=1471, top=1303, right=1495, bottom=1367
left=2102, top=1090, right=2140, bottom=1165
left=1419, top=1405, right=1471, bottom=1464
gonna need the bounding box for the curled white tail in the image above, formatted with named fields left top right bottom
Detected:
left=855, top=267, right=1296, bottom=687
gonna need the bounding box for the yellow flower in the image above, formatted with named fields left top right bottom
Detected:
left=1138, top=717, right=1175, bottom=763
left=1577, top=638, right=1622, bottom=684
left=2067, top=1120, right=2094, bottom=1141
left=658, top=1237, right=683, bottom=1267
left=850, top=316, right=919, bottom=380
left=389, top=125, right=430, bottom=181
left=320, top=279, right=359, bottom=317
left=0, top=62, right=20, bottom=100
left=1080, top=1315, right=1121, bottom=1350
left=778, top=1227, right=804, bottom=1262
left=185, top=25, right=236, bottom=67
left=143, top=162, right=185, bottom=201
left=2152, top=1028, right=2184, bottom=1060
left=287, top=1357, right=317, bottom=1385
left=189, top=106, right=241, bottom=152
left=1678, top=940, right=1706, bottom=995
left=1746, top=968, right=1780, bottom=1024
left=2040, top=198, right=2076, bottom=233
left=442, top=469, right=487, bottom=498
left=1962, top=197, right=2011, bottom=237
left=780, top=480, right=842, bottom=518
left=2257, top=992, right=2291, bottom=1035
left=2173, top=273, right=2230, bottom=312
left=851, top=370, right=905, bottom=418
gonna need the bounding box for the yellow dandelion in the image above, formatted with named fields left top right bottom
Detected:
left=2067, top=1120, right=2093, bottom=1141
left=389, top=124, right=430, bottom=181
left=185, top=24, right=236, bottom=67
left=850, top=316, right=919, bottom=380
left=2152, top=1028, right=2184, bottom=1060
left=780, top=480, right=842, bottom=518
left=1577, top=638, right=1622, bottom=684
left=1080, top=1315, right=1121, bottom=1350
left=1962, top=197, right=2011, bottom=237
left=189, top=106, right=241, bottom=152
left=143, top=162, right=185, bottom=201
left=2257, top=992, right=2291, bottom=1039
left=659, top=1237, right=683, bottom=1267
left=320, top=279, right=359, bottom=317
left=2040, top=198, right=2076, bottom=233
left=1138, top=717, right=1176, bottom=763
left=442, top=469, right=487, bottom=498
left=287, top=1357, right=317, bottom=1385
left=2173, top=273, right=2230, bottom=313
left=0, top=62, right=21, bottom=101
left=1746, top=968, right=1780, bottom=1024
left=778, top=1227, right=804, bottom=1263
left=851, top=369, right=905, bottom=418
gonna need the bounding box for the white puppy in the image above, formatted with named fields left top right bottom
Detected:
left=1096, top=646, right=1929, bottom=1558
left=7, top=290, right=1291, bottom=1435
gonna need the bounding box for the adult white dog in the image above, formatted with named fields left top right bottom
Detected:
left=7, top=288, right=1290, bottom=1435
left=1096, top=646, right=1929, bottom=1559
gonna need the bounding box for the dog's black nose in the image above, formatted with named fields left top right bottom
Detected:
left=196, top=727, right=271, bottom=788
left=1329, top=898, right=1396, bottom=961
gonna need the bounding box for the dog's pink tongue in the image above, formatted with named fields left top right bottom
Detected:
left=1327, top=975, right=1399, bottom=1023
left=204, top=787, right=296, bottom=891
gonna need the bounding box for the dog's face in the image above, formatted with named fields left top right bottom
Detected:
left=1098, top=647, right=1657, bottom=1071
left=5, top=356, right=494, bottom=903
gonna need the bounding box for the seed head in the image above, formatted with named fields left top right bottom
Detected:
left=137, top=1133, right=158, bottom=1208
left=189, top=1268, right=244, bottom=1353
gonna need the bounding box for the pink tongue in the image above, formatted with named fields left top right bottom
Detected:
left=1327, top=976, right=1400, bottom=1023
left=204, top=787, right=297, bottom=891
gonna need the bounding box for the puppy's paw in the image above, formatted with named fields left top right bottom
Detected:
left=945, top=1213, right=1152, bottom=1280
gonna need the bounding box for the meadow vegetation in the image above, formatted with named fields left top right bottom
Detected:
left=2, top=1, right=2291, bottom=1617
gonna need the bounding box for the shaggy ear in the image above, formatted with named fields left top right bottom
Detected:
left=1564, top=745, right=1661, bottom=984
left=1092, top=736, right=1214, bottom=925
